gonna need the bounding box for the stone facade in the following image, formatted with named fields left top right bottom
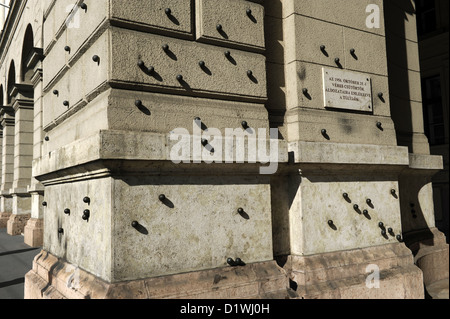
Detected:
left=0, top=0, right=447, bottom=299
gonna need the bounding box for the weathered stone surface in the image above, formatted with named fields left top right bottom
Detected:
left=25, top=250, right=291, bottom=299
left=0, top=211, right=11, bottom=228
left=196, top=0, right=265, bottom=51
left=281, top=242, right=424, bottom=299
left=6, top=213, right=31, bottom=236
left=24, top=217, right=44, bottom=247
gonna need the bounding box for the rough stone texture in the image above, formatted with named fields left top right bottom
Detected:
left=196, top=0, right=265, bottom=51
left=6, top=213, right=31, bottom=236
left=39, top=171, right=275, bottom=283
left=23, top=217, right=44, bottom=247
left=404, top=227, right=449, bottom=287
left=281, top=242, right=424, bottom=299
left=0, top=211, right=11, bottom=228
left=25, top=250, right=291, bottom=299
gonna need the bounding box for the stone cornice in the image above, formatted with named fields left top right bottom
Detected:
left=0, top=114, right=15, bottom=127
left=25, top=47, right=44, bottom=70
left=0, top=105, right=15, bottom=118
left=9, top=83, right=33, bottom=97
left=31, top=68, right=43, bottom=87
left=12, top=96, right=34, bottom=112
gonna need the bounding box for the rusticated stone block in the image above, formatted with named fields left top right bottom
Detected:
left=25, top=250, right=291, bottom=299
left=6, top=213, right=31, bottom=236
left=281, top=242, right=425, bottom=299
left=24, top=218, right=44, bottom=247
left=0, top=212, right=12, bottom=228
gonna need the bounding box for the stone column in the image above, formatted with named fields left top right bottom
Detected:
left=7, top=84, right=34, bottom=235
left=384, top=0, right=449, bottom=294
left=0, top=109, right=14, bottom=228
left=266, top=0, right=424, bottom=298
left=24, top=67, right=44, bottom=247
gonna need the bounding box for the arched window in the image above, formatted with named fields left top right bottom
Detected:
left=0, top=84, right=4, bottom=106
left=21, top=24, right=34, bottom=83
left=7, top=60, right=15, bottom=104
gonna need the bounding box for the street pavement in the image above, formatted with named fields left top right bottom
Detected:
left=0, top=228, right=40, bottom=299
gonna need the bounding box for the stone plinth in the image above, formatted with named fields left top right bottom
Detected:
left=25, top=250, right=291, bottom=299
left=405, top=227, right=449, bottom=288
left=7, top=213, right=31, bottom=235
left=280, top=242, right=424, bottom=299
left=24, top=218, right=44, bottom=247
left=0, top=212, right=11, bottom=228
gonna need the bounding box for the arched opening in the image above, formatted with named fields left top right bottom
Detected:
left=0, top=84, right=4, bottom=106
left=21, top=24, right=34, bottom=83
left=7, top=60, right=15, bottom=105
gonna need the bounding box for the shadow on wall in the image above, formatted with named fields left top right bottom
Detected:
left=385, top=0, right=416, bottom=153
left=385, top=0, right=436, bottom=241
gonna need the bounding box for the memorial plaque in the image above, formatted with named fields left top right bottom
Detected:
left=322, top=68, right=373, bottom=112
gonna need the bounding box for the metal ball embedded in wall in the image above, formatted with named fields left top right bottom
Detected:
left=82, top=209, right=90, bottom=221
left=376, top=122, right=383, bottom=130
left=227, top=258, right=237, bottom=266
left=235, top=258, right=246, bottom=266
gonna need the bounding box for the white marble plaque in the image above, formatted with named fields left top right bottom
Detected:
left=322, top=68, right=373, bottom=112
